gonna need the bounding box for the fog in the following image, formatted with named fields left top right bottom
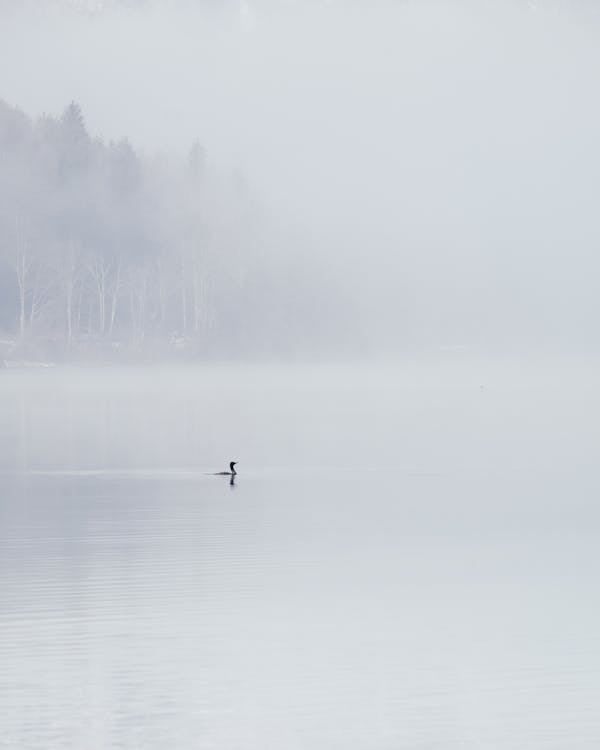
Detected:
left=2, top=3, right=600, bottom=748
left=2, top=0, right=600, bottom=359
left=2, top=361, right=600, bottom=473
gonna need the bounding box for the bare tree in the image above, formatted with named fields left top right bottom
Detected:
left=90, top=254, right=107, bottom=335
left=11, top=212, right=32, bottom=339
left=191, top=247, right=213, bottom=341
left=179, top=248, right=188, bottom=336
left=27, top=255, right=55, bottom=333
left=108, top=254, right=122, bottom=338
left=61, top=240, right=82, bottom=345
left=128, top=263, right=148, bottom=349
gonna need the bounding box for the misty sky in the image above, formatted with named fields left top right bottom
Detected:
left=2, top=0, right=600, bottom=356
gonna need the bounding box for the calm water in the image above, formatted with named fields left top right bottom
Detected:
left=1, top=364, right=600, bottom=748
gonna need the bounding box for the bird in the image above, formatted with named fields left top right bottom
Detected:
left=213, top=461, right=238, bottom=476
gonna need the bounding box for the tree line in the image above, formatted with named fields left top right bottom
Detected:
left=0, top=99, right=347, bottom=362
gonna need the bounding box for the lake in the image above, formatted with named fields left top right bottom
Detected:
left=1, top=363, right=599, bottom=748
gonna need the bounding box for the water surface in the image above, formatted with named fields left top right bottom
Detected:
left=1, top=364, right=599, bottom=748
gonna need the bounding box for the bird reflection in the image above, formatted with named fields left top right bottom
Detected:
left=229, top=474, right=236, bottom=488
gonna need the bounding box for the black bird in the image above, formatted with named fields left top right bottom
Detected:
left=213, top=461, right=238, bottom=476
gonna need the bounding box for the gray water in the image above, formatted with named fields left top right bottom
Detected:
left=1, top=364, right=600, bottom=749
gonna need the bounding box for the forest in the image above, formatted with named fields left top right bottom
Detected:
left=0, top=100, right=348, bottom=363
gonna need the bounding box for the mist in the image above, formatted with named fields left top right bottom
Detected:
left=3, top=3, right=600, bottom=748
left=2, top=0, right=600, bottom=360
